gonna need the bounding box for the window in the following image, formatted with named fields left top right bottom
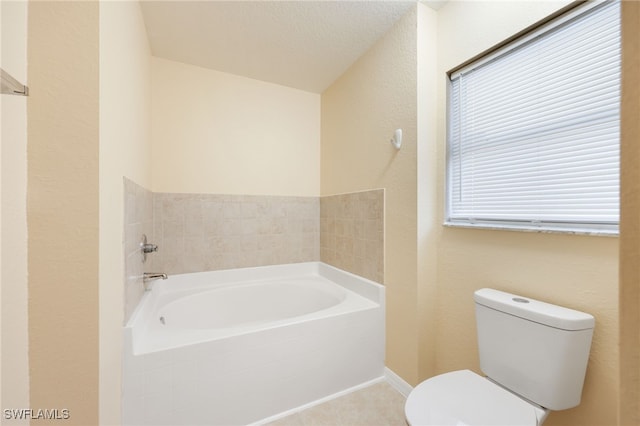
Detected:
left=446, top=1, right=620, bottom=235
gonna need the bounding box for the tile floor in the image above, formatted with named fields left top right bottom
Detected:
left=265, top=381, right=407, bottom=426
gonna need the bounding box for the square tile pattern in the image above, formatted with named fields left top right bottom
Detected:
left=320, top=190, right=384, bottom=284
left=123, top=178, right=154, bottom=322
left=123, top=181, right=385, bottom=323
left=151, top=193, right=321, bottom=274
left=266, top=381, right=407, bottom=426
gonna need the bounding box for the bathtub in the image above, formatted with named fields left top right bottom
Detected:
left=123, top=262, right=385, bottom=425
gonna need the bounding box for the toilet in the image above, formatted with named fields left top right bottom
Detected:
left=405, top=288, right=595, bottom=426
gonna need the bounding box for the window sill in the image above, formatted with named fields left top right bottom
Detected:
left=443, top=221, right=619, bottom=237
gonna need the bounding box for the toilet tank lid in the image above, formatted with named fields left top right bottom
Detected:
left=474, top=288, right=595, bottom=331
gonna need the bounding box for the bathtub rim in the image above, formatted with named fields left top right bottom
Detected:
left=126, top=262, right=383, bottom=328
left=124, top=262, right=385, bottom=355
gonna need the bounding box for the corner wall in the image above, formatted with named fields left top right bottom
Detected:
left=619, top=1, right=640, bottom=423
left=1, top=0, right=29, bottom=421
left=321, top=6, right=421, bottom=383
left=416, top=2, right=439, bottom=382
left=99, top=1, right=152, bottom=424
left=27, top=1, right=99, bottom=423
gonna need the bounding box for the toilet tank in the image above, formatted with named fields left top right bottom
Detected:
left=474, top=288, right=595, bottom=411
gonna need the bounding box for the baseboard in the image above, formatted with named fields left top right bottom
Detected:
left=253, top=369, right=413, bottom=425
left=252, top=375, right=386, bottom=425
left=384, top=367, right=414, bottom=397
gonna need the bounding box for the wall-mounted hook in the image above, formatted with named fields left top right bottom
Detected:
left=390, top=128, right=402, bottom=150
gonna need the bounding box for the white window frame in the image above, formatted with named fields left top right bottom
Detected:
left=445, top=0, right=620, bottom=236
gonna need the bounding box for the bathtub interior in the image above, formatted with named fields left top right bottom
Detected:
left=123, top=262, right=385, bottom=426
left=159, top=279, right=345, bottom=329
left=126, top=262, right=381, bottom=354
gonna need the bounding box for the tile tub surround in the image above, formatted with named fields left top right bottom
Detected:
left=320, top=190, right=384, bottom=284
left=123, top=186, right=385, bottom=323
left=152, top=193, right=320, bottom=274
left=124, top=178, right=154, bottom=322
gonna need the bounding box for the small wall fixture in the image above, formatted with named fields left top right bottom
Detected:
left=140, top=234, right=158, bottom=263
left=390, top=128, right=402, bottom=150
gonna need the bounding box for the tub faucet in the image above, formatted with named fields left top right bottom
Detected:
left=144, top=272, right=167, bottom=281
left=143, top=272, right=167, bottom=291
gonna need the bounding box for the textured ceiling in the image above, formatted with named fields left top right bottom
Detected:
left=140, top=1, right=419, bottom=93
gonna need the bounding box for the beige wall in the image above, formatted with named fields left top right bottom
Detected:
left=1, top=0, right=29, bottom=420
left=416, top=3, right=439, bottom=381
left=434, top=2, right=619, bottom=425
left=1, top=0, right=3, bottom=408
left=27, top=1, right=99, bottom=424
left=321, top=6, right=422, bottom=383
left=151, top=57, right=320, bottom=196
left=619, top=2, right=640, bottom=424
left=99, top=1, right=152, bottom=424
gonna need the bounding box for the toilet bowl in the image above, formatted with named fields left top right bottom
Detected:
left=405, top=370, right=548, bottom=426
left=405, top=288, right=595, bottom=426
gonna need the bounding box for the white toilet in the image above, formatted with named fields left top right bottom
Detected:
left=405, top=288, right=595, bottom=426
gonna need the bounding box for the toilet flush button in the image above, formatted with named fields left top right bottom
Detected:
left=512, top=297, right=530, bottom=303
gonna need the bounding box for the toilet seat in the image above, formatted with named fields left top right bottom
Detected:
left=405, top=370, right=543, bottom=426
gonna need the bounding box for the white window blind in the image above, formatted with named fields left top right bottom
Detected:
left=447, top=0, right=620, bottom=234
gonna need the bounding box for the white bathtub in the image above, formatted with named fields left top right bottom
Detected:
left=123, top=262, right=385, bottom=425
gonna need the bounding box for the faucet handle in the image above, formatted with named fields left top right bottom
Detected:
left=142, top=243, right=158, bottom=253
left=140, top=234, right=158, bottom=263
